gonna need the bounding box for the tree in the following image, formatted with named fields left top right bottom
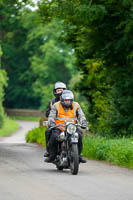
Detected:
left=29, top=19, right=76, bottom=110
left=1, top=3, right=76, bottom=111
left=0, top=46, right=7, bottom=128
left=38, top=0, right=133, bottom=136
left=1, top=0, right=41, bottom=109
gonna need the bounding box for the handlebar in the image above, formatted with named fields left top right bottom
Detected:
left=43, top=121, right=88, bottom=130
left=49, top=123, right=65, bottom=130
left=49, top=122, right=88, bottom=130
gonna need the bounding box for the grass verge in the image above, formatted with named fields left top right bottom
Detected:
left=10, top=116, right=40, bottom=121
left=82, top=136, right=133, bottom=169
left=0, top=117, right=19, bottom=137
left=26, top=127, right=133, bottom=170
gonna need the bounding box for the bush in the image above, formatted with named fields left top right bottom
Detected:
left=26, top=126, right=133, bottom=170
left=0, top=69, right=7, bottom=128
left=82, top=136, right=133, bottom=169
left=0, top=117, right=19, bottom=137
left=26, top=126, right=46, bottom=147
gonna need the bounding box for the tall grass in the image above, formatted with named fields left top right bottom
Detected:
left=26, top=126, right=46, bottom=146
left=0, top=117, right=19, bottom=137
left=26, top=127, right=133, bottom=169
left=83, top=136, right=133, bottom=169
left=10, top=116, right=40, bottom=121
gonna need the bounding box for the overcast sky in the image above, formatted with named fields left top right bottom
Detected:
left=26, top=0, right=39, bottom=10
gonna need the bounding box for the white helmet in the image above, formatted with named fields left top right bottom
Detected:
left=53, top=82, right=67, bottom=99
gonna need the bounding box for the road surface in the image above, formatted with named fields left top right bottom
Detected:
left=0, top=120, right=133, bottom=200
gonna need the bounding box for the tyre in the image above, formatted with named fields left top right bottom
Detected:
left=56, top=165, right=64, bottom=171
left=70, top=144, right=79, bottom=175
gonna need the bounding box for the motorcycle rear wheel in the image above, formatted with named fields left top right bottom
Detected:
left=70, top=144, right=79, bottom=175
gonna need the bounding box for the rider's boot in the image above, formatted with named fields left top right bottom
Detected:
left=44, top=145, right=50, bottom=157
left=45, top=154, right=56, bottom=163
left=79, top=155, right=87, bottom=163
left=44, top=151, right=49, bottom=157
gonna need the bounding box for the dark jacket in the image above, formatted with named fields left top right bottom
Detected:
left=45, top=97, right=59, bottom=117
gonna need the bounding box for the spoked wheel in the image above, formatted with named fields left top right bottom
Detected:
left=70, top=144, right=79, bottom=175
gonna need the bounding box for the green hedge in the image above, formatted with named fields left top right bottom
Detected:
left=0, top=117, right=19, bottom=137
left=26, top=126, right=46, bottom=146
left=26, top=127, right=133, bottom=169
left=0, top=69, right=7, bottom=128
left=82, top=136, right=133, bottom=169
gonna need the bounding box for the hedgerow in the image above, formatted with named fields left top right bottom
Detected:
left=26, top=127, right=133, bottom=169
left=26, top=126, right=46, bottom=146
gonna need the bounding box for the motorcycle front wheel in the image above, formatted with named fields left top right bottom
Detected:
left=56, top=165, right=64, bottom=171
left=70, top=143, right=79, bottom=175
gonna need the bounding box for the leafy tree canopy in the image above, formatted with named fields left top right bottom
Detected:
left=29, top=19, right=76, bottom=110
left=0, top=45, right=7, bottom=128
left=1, top=3, right=76, bottom=111
left=37, top=0, right=133, bottom=137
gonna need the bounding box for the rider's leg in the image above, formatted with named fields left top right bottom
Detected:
left=77, top=128, right=87, bottom=163
left=44, top=128, right=51, bottom=157
left=45, top=128, right=61, bottom=162
left=77, top=128, right=83, bottom=154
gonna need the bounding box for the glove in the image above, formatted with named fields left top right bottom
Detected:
left=81, top=125, right=87, bottom=129
left=81, top=120, right=87, bottom=129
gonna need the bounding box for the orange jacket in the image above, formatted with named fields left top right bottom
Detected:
left=55, top=101, right=78, bottom=131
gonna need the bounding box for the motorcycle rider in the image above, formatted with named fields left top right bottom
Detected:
left=44, top=81, right=67, bottom=157
left=45, top=90, right=87, bottom=163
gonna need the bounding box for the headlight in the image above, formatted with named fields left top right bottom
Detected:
left=67, top=124, right=76, bottom=134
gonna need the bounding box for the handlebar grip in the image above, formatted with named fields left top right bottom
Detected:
left=81, top=126, right=88, bottom=130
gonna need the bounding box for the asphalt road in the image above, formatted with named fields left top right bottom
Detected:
left=0, top=120, right=133, bottom=200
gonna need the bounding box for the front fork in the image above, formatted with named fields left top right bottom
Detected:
left=68, top=133, right=79, bottom=160
left=71, top=132, right=79, bottom=143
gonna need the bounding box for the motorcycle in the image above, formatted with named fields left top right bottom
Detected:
left=48, top=122, right=87, bottom=175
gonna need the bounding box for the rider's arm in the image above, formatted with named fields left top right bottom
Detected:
left=45, top=100, right=52, bottom=118
left=76, top=103, right=87, bottom=126
left=48, top=104, right=57, bottom=127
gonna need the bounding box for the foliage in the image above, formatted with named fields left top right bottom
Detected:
left=1, top=3, right=76, bottom=111
left=10, top=116, right=40, bottom=121
left=0, top=116, right=19, bottom=137
left=0, top=1, right=40, bottom=109
left=1, top=2, right=45, bottom=109
left=26, top=126, right=46, bottom=146
left=29, top=19, right=77, bottom=111
left=68, top=72, right=89, bottom=118
left=26, top=125, right=133, bottom=170
left=83, top=136, right=133, bottom=169
left=38, top=0, right=133, bottom=137
left=2, top=0, right=133, bottom=137
left=0, top=46, right=7, bottom=128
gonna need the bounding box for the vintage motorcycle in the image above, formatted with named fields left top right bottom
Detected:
left=48, top=122, right=87, bottom=175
